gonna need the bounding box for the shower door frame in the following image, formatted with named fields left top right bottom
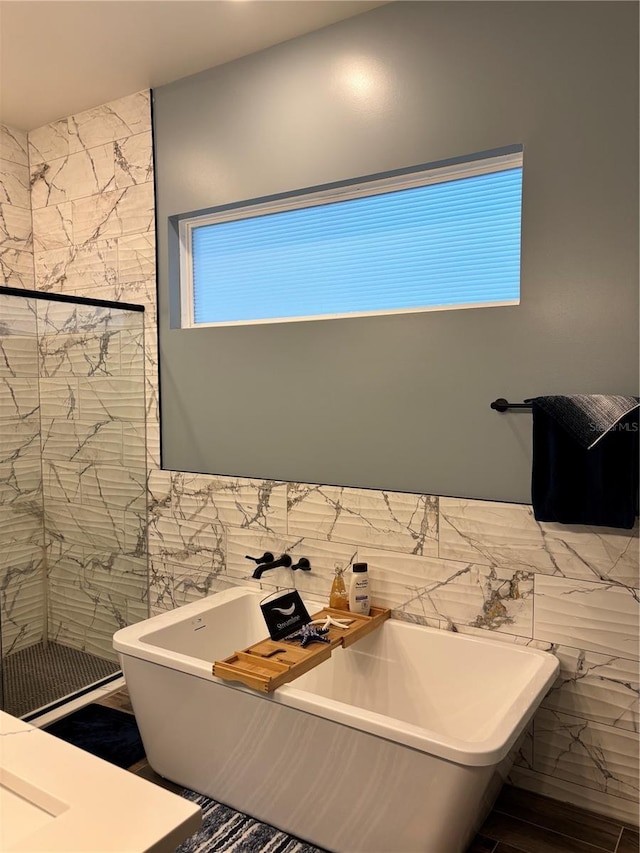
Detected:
left=0, top=286, right=147, bottom=721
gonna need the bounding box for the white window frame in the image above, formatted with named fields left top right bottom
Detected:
left=178, top=150, right=523, bottom=328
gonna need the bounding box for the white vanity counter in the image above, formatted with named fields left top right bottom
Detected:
left=0, top=710, right=201, bottom=853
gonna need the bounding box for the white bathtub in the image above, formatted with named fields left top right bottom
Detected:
left=113, top=586, right=558, bottom=853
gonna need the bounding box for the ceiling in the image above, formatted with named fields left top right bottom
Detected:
left=0, top=0, right=387, bottom=132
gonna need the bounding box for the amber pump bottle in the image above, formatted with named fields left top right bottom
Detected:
left=329, top=564, right=349, bottom=610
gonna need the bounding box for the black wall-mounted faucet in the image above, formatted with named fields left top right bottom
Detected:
left=245, top=551, right=274, bottom=566
left=251, top=553, right=292, bottom=579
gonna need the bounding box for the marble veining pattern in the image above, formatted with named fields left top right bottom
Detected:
left=0, top=128, right=34, bottom=293
left=533, top=708, right=639, bottom=803
left=148, top=559, right=238, bottom=615
left=34, top=240, right=118, bottom=293
left=119, top=322, right=145, bottom=376
left=114, top=133, right=154, bottom=188
left=0, top=493, right=45, bottom=655
left=77, top=376, right=145, bottom=422
left=0, top=157, right=30, bottom=208
left=0, top=246, right=35, bottom=289
left=171, top=472, right=287, bottom=535
left=1, top=124, right=29, bottom=166
left=122, top=422, right=147, bottom=470
left=44, top=496, right=140, bottom=555
left=43, top=460, right=82, bottom=505
left=80, top=463, right=146, bottom=513
left=148, top=511, right=226, bottom=573
left=30, top=143, right=115, bottom=209
left=288, top=483, right=439, bottom=556
left=67, top=91, right=151, bottom=154
left=1, top=561, right=45, bottom=655
left=0, top=513, right=45, bottom=654
left=72, top=183, right=154, bottom=245
left=27, top=119, right=69, bottom=165
left=0, top=202, right=31, bottom=250
left=39, top=377, right=80, bottom=420
left=360, top=546, right=533, bottom=636
left=439, top=498, right=639, bottom=588
left=534, top=575, right=639, bottom=661
left=41, top=418, right=124, bottom=464
left=0, top=454, right=41, bottom=509
left=0, top=294, right=38, bottom=336
left=512, top=722, right=534, bottom=772
left=37, top=301, right=135, bottom=336
left=542, top=645, right=639, bottom=733
left=0, top=376, right=39, bottom=420
left=1, top=337, right=39, bottom=378
left=0, top=289, right=45, bottom=658
left=39, top=329, right=122, bottom=378
left=32, top=203, right=73, bottom=251
left=117, top=232, right=155, bottom=282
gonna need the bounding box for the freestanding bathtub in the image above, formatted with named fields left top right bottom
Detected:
left=114, top=586, right=558, bottom=853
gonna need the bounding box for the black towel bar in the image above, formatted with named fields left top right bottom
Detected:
left=490, top=398, right=533, bottom=412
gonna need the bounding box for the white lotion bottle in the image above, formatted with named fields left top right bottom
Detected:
left=348, top=562, right=370, bottom=615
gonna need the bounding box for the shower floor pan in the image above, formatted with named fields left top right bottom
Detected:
left=2, top=642, right=119, bottom=718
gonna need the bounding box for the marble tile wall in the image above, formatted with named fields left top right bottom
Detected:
left=148, top=469, right=638, bottom=824
left=0, top=125, right=33, bottom=290
left=0, top=126, right=43, bottom=657
left=39, top=301, right=147, bottom=660
left=27, top=93, right=157, bottom=468
left=0, top=295, right=45, bottom=655
left=5, top=90, right=638, bottom=823
left=0, top=103, right=150, bottom=665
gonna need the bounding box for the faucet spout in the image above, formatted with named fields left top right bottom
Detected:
left=252, top=553, right=292, bottom=579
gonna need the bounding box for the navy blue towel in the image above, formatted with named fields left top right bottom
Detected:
left=531, top=396, right=639, bottom=529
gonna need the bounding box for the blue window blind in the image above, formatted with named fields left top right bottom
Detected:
left=189, top=164, right=522, bottom=326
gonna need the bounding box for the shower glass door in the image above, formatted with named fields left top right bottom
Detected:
left=0, top=289, right=148, bottom=718
left=0, top=292, right=43, bottom=715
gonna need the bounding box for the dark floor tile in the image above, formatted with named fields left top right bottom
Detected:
left=617, top=828, right=639, bottom=853
left=480, top=811, right=614, bottom=853
left=132, top=761, right=184, bottom=795
left=97, top=688, right=134, bottom=714
left=467, top=834, right=498, bottom=852
left=494, top=786, right=622, bottom=852
left=495, top=845, right=531, bottom=853
left=127, top=757, right=149, bottom=774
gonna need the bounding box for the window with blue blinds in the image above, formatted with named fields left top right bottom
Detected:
left=181, top=151, right=522, bottom=327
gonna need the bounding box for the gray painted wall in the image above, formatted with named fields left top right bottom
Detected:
left=154, top=1, right=639, bottom=503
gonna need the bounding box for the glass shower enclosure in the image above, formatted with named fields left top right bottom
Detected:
left=0, top=287, right=148, bottom=718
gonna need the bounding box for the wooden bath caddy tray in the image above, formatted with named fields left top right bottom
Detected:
left=212, top=606, right=390, bottom=693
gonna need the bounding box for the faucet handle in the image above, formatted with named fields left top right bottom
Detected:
left=291, top=557, right=311, bottom=572
left=251, top=553, right=292, bottom=579
left=245, top=551, right=274, bottom=565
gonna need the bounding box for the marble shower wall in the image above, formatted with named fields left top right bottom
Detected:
left=0, top=294, right=45, bottom=655
left=0, top=103, right=151, bottom=664
left=0, top=125, right=33, bottom=290
left=0, top=125, right=42, bottom=657
left=28, top=93, right=159, bottom=475
left=39, top=300, right=147, bottom=659
left=20, top=90, right=640, bottom=825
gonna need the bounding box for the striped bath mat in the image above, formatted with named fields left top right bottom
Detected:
left=177, top=789, right=327, bottom=853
